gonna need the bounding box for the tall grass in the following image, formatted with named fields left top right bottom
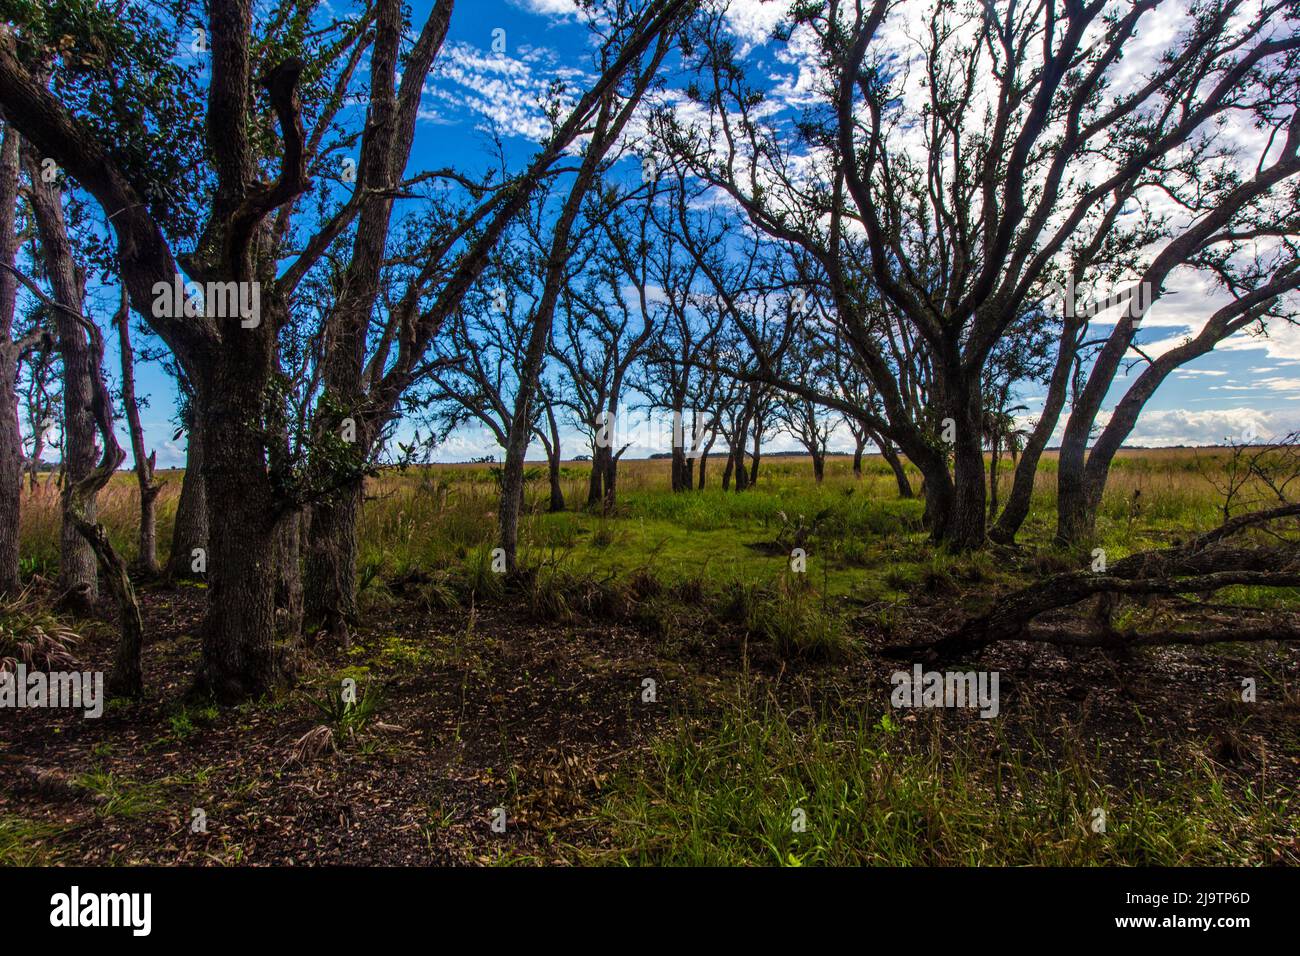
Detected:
left=17, top=448, right=1275, bottom=597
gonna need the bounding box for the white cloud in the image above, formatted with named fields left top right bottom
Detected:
left=508, top=0, right=580, bottom=16
left=1117, top=406, right=1300, bottom=447
left=723, top=0, right=789, bottom=51
left=424, top=41, right=584, bottom=141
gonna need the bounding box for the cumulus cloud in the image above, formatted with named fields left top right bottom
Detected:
left=157, top=440, right=187, bottom=468
left=423, top=41, right=585, bottom=141
left=1118, top=406, right=1300, bottom=447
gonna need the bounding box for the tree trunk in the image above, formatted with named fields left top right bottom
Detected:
left=0, top=349, right=19, bottom=598
left=812, top=450, right=825, bottom=482
left=542, top=406, right=565, bottom=513
left=74, top=514, right=144, bottom=699
left=871, top=430, right=914, bottom=498
left=852, top=437, right=864, bottom=479
left=588, top=442, right=607, bottom=506
left=603, top=451, right=619, bottom=511
left=671, top=442, right=688, bottom=493
left=0, top=125, right=23, bottom=596
left=920, top=464, right=955, bottom=541
left=96, top=522, right=145, bottom=698
left=193, top=377, right=288, bottom=703
left=733, top=445, right=749, bottom=491
left=499, top=433, right=530, bottom=573
left=990, top=319, right=1079, bottom=543
left=987, top=435, right=1001, bottom=522
left=62, top=290, right=143, bottom=697
left=276, top=508, right=304, bottom=641
left=25, top=143, right=98, bottom=608
left=697, top=446, right=711, bottom=489
left=1059, top=312, right=1230, bottom=547
left=138, top=479, right=159, bottom=574
left=548, top=449, right=565, bottom=513
left=1056, top=450, right=1108, bottom=546
left=303, top=482, right=360, bottom=642
left=945, top=379, right=987, bottom=550
left=114, top=306, right=162, bottom=576
left=167, top=415, right=208, bottom=580
left=721, top=453, right=733, bottom=491
left=1055, top=418, right=1093, bottom=546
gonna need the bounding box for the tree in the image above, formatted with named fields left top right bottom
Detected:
left=634, top=227, right=720, bottom=493
left=661, top=0, right=1300, bottom=551
left=894, top=503, right=1300, bottom=663
left=773, top=321, right=836, bottom=482
left=552, top=167, right=663, bottom=509
left=166, top=382, right=207, bottom=581
left=0, top=0, right=341, bottom=698
left=66, top=291, right=145, bottom=697
left=0, top=122, right=48, bottom=595
left=496, top=7, right=686, bottom=571
left=7, top=266, right=144, bottom=694
left=647, top=170, right=781, bottom=493
left=23, top=134, right=97, bottom=608
left=419, top=233, right=548, bottom=503
left=299, top=0, right=697, bottom=624
left=114, top=306, right=163, bottom=576
left=826, top=340, right=912, bottom=494
left=299, top=0, right=456, bottom=641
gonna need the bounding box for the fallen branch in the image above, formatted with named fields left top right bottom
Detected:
left=886, top=507, right=1300, bottom=662
left=1021, top=623, right=1300, bottom=648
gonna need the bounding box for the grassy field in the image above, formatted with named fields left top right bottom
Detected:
left=19, top=446, right=1268, bottom=598
left=4, top=448, right=1298, bottom=865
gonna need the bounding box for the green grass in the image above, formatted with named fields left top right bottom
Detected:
left=0, top=815, right=73, bottom=866
left=0, top=590, right=82, bottom=670
left=26, top=449, right=1292, bottom=612
left=75, top=770, right=171, bottom=818
left=577, top=691, right=1295, bottom=866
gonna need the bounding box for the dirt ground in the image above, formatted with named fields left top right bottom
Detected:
left=3, top=581, right=1299, bottom=865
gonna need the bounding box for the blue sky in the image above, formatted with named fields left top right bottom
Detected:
left=73, top=0, right=1300, bottom=466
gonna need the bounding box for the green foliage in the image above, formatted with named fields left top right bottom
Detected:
left=525, top=565, right=629, bottom=624
left=1, top=0, right=207, bottom=246
left=417, top=571, right=461, bottom=613
left=310, top=678, right=385, bottom=741
left=752, top=579, right=849, bottom=662
left=163, top=703, right=219, bottom=742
